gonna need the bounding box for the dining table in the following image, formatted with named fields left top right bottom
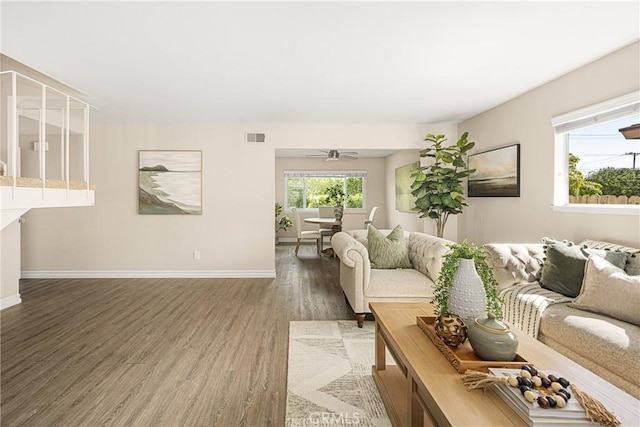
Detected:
left=303, top=217, right=342, bottom=256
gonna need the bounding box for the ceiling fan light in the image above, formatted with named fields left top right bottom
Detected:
left=326, top=150, right=340, bottom=160
left=326, top=157, right=339, bottom=161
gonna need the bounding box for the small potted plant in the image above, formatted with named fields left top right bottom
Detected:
left=275, top=202, right=293, bottom=244
left=326, top=184, right=346, bottom=220
left=432, top=240, right=503, bottom=347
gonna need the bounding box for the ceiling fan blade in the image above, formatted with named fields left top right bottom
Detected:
left=342, top=155, right=359, bottom=160
left=340, top=151, right=359, bottom=155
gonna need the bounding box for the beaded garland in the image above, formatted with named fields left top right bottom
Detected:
left=507, top=364, right=571, bottom=410
left=462, top=366, right=622, bottom=427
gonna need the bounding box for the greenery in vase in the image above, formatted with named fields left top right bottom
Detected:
left=275, top=202, right=293, bottom=231
left=326, top=184, right=346, bottom=206
left=410, top=132, right=475, bottom=237
left=432, top=240, right=503, bottom=319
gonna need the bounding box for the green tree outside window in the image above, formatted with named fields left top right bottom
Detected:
left=569, top=153, right=602, bottom=196
left=285, top=175, right=364, bottom=209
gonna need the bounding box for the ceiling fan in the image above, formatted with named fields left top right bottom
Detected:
left=307, top=149, right=359, bottom=161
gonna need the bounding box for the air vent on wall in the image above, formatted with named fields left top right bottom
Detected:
left=32, top=141, right=49, bottom=151
left=245, top=132, right=266, bottom=144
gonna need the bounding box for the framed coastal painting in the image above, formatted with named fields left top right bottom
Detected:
left=395, top=162, right=419, bottom=212
left=138, top=150, right=202, bottom=214
left=468, top=144, right=520, bottom=197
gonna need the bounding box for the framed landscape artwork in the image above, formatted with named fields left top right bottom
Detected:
left=395, top=162, right=418, bottom=212
left=468, top=144, right=520, bottom=197
left=138, top=150, right=202, bottom=214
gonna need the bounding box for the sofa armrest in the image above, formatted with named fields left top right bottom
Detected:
left=332, top=232, right=362, bottom=266
left=332, top=232, right=371, bottom=278
left=331, top=232, right=371, bottom=312
left=483, top=243, right=545, bottom=292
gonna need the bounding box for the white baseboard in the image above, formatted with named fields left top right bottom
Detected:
left=1, top=294, right=22, bottom=310
left=278, top=237, right=297, bottom=243
left=21, top=270, right=276, bottom=279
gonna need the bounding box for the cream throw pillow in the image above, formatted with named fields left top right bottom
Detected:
left=570, top=255, right=640, bottom=326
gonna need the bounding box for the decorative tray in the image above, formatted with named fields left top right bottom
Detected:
left=417, top=316, right=528, bottom=373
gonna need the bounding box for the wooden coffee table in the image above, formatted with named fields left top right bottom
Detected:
left=370, top=302, right=640, bottom=427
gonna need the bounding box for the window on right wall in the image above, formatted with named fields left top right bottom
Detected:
left=551, top=92, right=640, bottom=214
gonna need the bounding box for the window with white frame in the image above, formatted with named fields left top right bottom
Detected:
left=551, top=92, right=640, bottom=212
left=285, top=171, right=366, bottom=210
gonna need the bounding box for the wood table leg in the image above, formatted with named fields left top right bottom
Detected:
left=375, top=322, right=386, bottom=370
left=408, top=378, right=426, bottom=427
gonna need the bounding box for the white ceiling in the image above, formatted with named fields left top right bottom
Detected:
left=1, top=1, right=639, bottom=126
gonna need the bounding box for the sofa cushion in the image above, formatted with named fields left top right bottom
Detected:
left=543, top=237, right=630, bottom=270
left=348, top=229, right=370, bottom=247
left=483, top=244, right=545, bottom=292
left=570, top=255, right=640, bottom=326
left=540, top=241, right=628, bottom=298
left=366, top=269, right=433, bottom=298
left=408, top=233, right=452, bottom=282
left=367, top=225, right=412, bottom=269
left=624, top=255, right=639, bottom=276
left=580, top=239, right=640, bottom=276
left=347, top=228, right=410, bottom=250
left=538, top=303, right=640, bottom=387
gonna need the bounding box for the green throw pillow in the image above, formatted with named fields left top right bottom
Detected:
left=367, top=225, right=412, bottom=269
left=540, top=242, right=629, bottom=298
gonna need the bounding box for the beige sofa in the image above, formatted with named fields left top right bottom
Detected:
left=331, top=229, right=452, bottom=327
left=484, top=240, right=640, bottom=399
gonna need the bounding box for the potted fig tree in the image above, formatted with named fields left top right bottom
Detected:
left=410, top=132, right=475, bottom=238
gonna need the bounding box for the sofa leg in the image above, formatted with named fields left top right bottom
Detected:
left=355, top=314, right=365, bottom=328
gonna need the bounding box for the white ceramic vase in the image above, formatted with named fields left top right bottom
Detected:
left=447, top=258, right=486, bottom=326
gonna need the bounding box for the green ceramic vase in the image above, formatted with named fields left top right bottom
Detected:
left=468, top=313, right=518, bottom=361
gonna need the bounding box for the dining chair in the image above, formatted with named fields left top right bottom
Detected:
left=364, top=206, right=378, bottom=228
left=318, top=206, right=335, bottom=218
left=292, top=208, right=321, bottom=256
left=317, top=206, right=335, bottom=250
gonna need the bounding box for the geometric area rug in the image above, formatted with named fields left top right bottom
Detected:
left=285, top=320, right=392, bottom=427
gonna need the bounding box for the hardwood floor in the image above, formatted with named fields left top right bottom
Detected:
left=1, top=243, right=353, bottom=426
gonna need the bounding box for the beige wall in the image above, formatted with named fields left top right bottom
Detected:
left=22, top=124, right=276, bottom=274
left=21, top=123, right=433, bottom=275
left=458, top=41, right=640, bottom=246
left=1, top=220, right=21, bottom=307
